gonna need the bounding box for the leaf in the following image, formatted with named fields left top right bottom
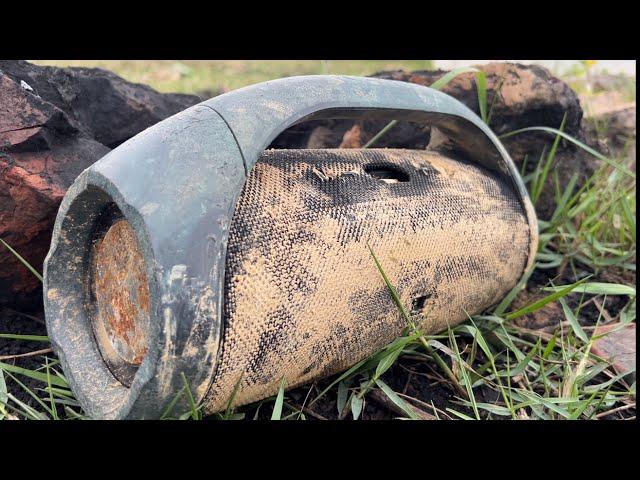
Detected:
left=493, top=266, right=534, bottom=316
left=455, top=324, right=493, bottom=361
left=337, top=380, right=349, bottom=415
left=446, top=408, right=475, bottom=420
left=499, top=126, right=635, bottom=179
left=0, top=362, right=68, bottom=388
left=364, top=66, right=479, bottom=148
left=542, top=332, right=557, bottom=360
left=351, top=393, right=363, bottom=420
left=363, top=120, right=398, bottom=148
left=374, top=346, right=403, bottom=380
left=430, top=66, right=479, bottom=90
left=476, top=71, right=488, bottom=123
left=270, top=377, right=286, bottom=420
left=543, top=282, right=636, bottom=297
left=180, top=372, right=200, bottom=420
left=0, top=238, right=43, bottom=282
left=559, top=298, right=589, bottom=343
left=374, top=378, right=419, bottom=419
left=620, top=195, right=636, bottom=242
left=224, top=373, right=244, bottom=419
left=474, top=402, right=513, bottom=416
left=0, top=368, right=7, bottom=406
left=508, top=339, right=539, bottom=377
left=532, top=114, right=567, bottom=205
left=505, top=277, right=590, bottom=320
left=447, top=327, right=479, bottom=419
left=0, top=333, right=50, bottom=342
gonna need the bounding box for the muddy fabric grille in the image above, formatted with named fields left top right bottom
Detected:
left=202, top=148, right=530, bottom=412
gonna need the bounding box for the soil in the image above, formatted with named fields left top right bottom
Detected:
left=1, top=277, right=633, bottom=419
left=0, top=308, right=49, bottom=405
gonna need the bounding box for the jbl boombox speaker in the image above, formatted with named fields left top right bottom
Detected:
left=43, top=76, right=538, bottom=419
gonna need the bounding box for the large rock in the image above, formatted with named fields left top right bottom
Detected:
left=0, top=61, right=201, bottom=148
left=0, top=61, right=201, bottom=309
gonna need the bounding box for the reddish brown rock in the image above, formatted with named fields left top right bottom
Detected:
left=0, top=61, right=202, bottom=309
left=372, top=64, right=583, bottom=137
left=1, top=73, right=110, bottom=309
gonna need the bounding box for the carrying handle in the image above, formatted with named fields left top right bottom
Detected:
left=204, top=76, right=512, bottom=185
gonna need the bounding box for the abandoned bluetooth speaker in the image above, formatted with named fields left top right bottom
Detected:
left=43, top=75, right=538, bottom=419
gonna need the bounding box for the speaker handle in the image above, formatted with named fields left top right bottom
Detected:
left=210, top=78, right=520, bottom=186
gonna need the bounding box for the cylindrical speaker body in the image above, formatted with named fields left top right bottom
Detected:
left=43, top=76, right=538, bottom=418
left=204, top=148, right=530, bottom=411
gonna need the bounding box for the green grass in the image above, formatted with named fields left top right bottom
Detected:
left=1, top=61, right=635, bottom=420
left=30, top=60, right=436, bottom=95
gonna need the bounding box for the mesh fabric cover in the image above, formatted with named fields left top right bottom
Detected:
left=202, top=148, right=531, bottom=412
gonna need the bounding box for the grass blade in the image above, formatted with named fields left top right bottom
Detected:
left=180, top=372, right=200, bottom=420
left=430, top=66, right=479, bottom=90
left=374, top=378, right=418, bottom=420
left=0, top=369, right=7, bottom=414
left=559, top=298, right=589, bottom=343
left=368, top=244, right=467, bottom=398
left=0, top=334, right=49, bottom=342
left=271, top=377, right=286, bottom=420
left=543, top=282, right=636, bottom=297
left=350, top=392, right=364, bottom=420
left=500, top=127, right=635, bottom=179
left=476, top=71, right=488, bottom=123
left=0, top=361, right=68, bottom=388
left=505, top=277, right=590, bottom=320
left=224, top=373, right=244, bottom=419
left=363, top=120, right=398, bottom=148
left=0, top=238, right=43, bottom=282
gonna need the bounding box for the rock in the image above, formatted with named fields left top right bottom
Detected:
left=0, top=61, right=202, bottom=309
left=372, top=64, right=583, bottom=137
left=583, top=106, right=636, bottom=161
left=0, top=60, right=201, bottom=148
left=338, top=119, right=430, bottom=150
left=0, top=73, right=110, bottom=309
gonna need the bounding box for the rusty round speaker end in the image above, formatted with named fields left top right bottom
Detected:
left=43, top=103, right=237, bottom=419
left=89, top=215, right=151, bottom=387
left=42, top=170, right=163, bottom=419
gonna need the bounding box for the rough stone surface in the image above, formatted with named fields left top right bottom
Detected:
left=0, top=61, right=201, bottom=148
left=0, top=61, right=201, bottom=309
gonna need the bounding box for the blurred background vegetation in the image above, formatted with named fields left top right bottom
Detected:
left=31, top=60, right=635, bottom=97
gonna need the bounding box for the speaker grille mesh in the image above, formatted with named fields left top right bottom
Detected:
left=203, top=149, right=530, bottom=411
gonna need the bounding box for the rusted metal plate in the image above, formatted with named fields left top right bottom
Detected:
left=90, top=219, right=151, bottom=386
